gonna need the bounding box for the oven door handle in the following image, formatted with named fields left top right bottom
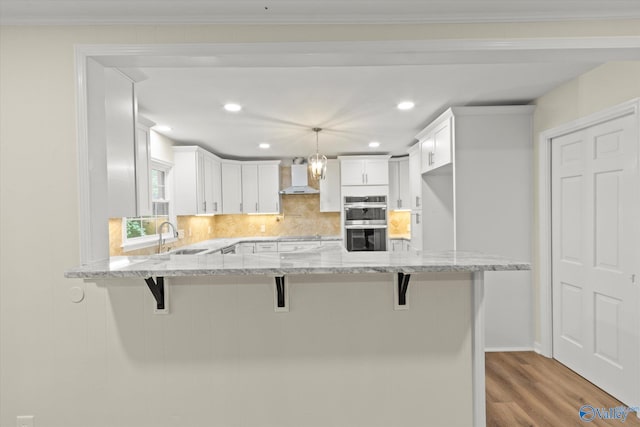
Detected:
left=345, top=224, right=388, bottom=229
left=344, top=204, right=387, bottom=209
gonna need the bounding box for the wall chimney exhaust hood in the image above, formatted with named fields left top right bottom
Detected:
left=280, top=164, right=319, bottom=195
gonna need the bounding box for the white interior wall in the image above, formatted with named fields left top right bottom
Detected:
left=2, top=22, right=640, bottom=426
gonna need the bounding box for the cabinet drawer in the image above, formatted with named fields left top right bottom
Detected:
left=255, top=242, right=278, bottom=252
left=277, top=241, right=319, bottom=252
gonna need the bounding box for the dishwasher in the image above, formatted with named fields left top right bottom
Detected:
left=221, top=245, right=236, bottom=255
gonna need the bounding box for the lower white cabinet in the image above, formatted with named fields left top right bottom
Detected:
left=391, top=239, right=411, bottom=252
left=277, top=241, right=320, bottom=252
left=236, top=242, right=255, bottom=254
left=255, top=242, right=278, bottom=252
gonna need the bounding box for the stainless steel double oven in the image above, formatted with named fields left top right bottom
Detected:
left=343, top=196, right=387, bottom=251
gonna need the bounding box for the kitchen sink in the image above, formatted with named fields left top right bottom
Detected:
left=171, top=248, right=210, bottom=255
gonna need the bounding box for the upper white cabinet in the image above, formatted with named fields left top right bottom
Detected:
left=221, top=161, right=243, bottom=214
left=408, top=144, right=422, bottom=210
left=388, top=157, right=410, bottom=210
left=338, top=155, right=390, bottom=186
left=173, top=146, right=222, bottom=215
left=241, top=161, right=281, bottom=214
left=135, top=116, right=154, bottom=217
left=105, top=68, right=137, bottom=218
left=418, top=111, right=453, bottom=174
left=319, top=159, right=341, bottom=212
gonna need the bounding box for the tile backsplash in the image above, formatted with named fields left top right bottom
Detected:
left=109, top=166, right=410, bottom=256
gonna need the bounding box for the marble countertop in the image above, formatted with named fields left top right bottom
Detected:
left=180, top=235, right=342, bottom=253
left=65, top=248, right=531, bottom=279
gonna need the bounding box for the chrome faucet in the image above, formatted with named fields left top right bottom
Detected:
left=158, top=221, right=178, bottom=254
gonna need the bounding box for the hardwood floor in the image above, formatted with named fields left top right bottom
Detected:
left=486, top=352, right=640, bottom=427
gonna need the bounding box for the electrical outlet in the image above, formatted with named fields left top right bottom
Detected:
left=17, top=415, right=34, bottom=427
left=177, top=229, right=185, bottom=239
left=208, top=226, right=212, bottom=234
left=260, top=224, right=266, bottom=233
left=188, top=228, right=192, bottom=237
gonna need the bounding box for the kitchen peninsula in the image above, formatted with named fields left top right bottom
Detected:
left=66, top=248, right=529, bottom=427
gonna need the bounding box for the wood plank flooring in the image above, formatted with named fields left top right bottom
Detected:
left=486, top=352, right=640, bottom=427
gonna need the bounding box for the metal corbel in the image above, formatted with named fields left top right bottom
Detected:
left=274, top=275, right=289, bottom=312
left=395, top=272, right=411, bottom=310
left=144, top=276, right=169, bottom=313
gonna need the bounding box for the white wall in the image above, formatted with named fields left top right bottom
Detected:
left=150, top=130, right=175, bottom=164
left=2, top=22, right=640, bottom=426
left=532, top=61, right=640, bottom=345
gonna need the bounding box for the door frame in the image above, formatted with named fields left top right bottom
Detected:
left=537, top=97, right=640, bottom=398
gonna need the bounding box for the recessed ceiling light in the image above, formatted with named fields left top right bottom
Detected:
left=224, top=103, right=242, bottom=112
left=259, top=143, right=270, bottom=149
left=369, top=141, right=380, bottom=148
left=397, top=101, right=415, bottom=111
left=154, top=125, right=172, bottom=132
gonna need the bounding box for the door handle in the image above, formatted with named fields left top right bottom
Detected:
left=416, top=213, right=420, bottom=224
left=204, top=201, right=207, bottom=211
left=632, top=274, right=637, bottom=284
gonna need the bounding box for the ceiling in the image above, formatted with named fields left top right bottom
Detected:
left=5, top=1, right=639, bottom=160
left=136, top=62, right=599, bottom=159
left=2, top=0, right=640, bottom=24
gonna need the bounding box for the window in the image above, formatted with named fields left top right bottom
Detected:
left=122, top=160, right=174, bottom=250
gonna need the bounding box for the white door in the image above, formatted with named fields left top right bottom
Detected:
left=340, top=159, right=365, bottom=185
left=241, top=164, right=259, bottom=214
left=364, top=159, right=389, bottom=185
left=552, top=113, right=639, bottom=406
left=258, top=163, right=280, bottom=213
left=221, top=162, right=243, bottom=214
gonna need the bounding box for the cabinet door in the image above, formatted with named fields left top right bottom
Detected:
left=242, top=164, right=259, bottom=214
left=210, top=158, right=222, bottom=214
left=364, top=159, right=389, bottom=185
left=340, top=159, right=365, bottom=185
left=432, top=117, right=453, bottom=170
left=409, top=148, right=422, bottom=210
left=397, top=158, right=411, bottom=210
left=221, top=162, right=243, bottom=214
left=422, top=118, right=452, bottom=173
left=388, top=160, right=399, bottom=210
left=320, top=159, right=341, bottom=212
left=258, top=164, right=280, bottom=213
left=135, top=125, right=152, bottom=216
left=202, top=154, right=215, bottom=214
left=105, top=68, right=137, bottom=218
left=410, top=211, right=423, bottom=251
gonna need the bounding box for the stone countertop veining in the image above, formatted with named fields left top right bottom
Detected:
left=181, top=235, right=342, bottom=252
left=65, top=249, right=531, bottom=279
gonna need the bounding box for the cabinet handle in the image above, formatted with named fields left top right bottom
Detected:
left=398, top=199, right=402, bottom=208
left=416, top=213, right=420, bottom=224
left=240, top=202, right=243, bottom=212
left=276, top=202, right=279, bottom=211
left=366, top=173, right=368, bottom=184
left=362, top=172, right=365, bottom=184
left=416, top=196, right=420, bottom=208
left=214, top=202, right=218, bottom=212
left=204, top=201, right=207, bottom=211
left=255, top=202, right=258, bottom=212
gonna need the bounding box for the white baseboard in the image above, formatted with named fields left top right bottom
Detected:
left=485, top=346, right=534, bottom=352
left=534, top=341, right=542, bottom=354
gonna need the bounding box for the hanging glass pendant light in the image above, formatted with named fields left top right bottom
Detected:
left=308, top=127, right=327, bottom=180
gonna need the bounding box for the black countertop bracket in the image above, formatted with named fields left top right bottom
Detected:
left=397, top=272, right=411, bottom=307
left=144, top=276, right=165, bottom=310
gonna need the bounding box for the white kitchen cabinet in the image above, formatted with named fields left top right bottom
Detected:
left=338, top=156, right=390, bottom=186
left=242, top=161, right=281, bottom=214
left=221, top=161, right=243, bottom=214
left=135, top=117, right=154, bottom=217
left=241, top=164, right=259, bottom=214
left=255, top=242, right=278, bottom=252
left=237, top=242, right=255, bottom=254
left=390, top=239, right=410, bottom=252
left=408, top=144, right=422, bottom=210
left=417, top=105, right=535, bottom=349
left=173, top=146, right=221, bottom=215
left=419, top=112, right=453, bottom=174
left=277, top=241, right=320, bottom=252
left=388, top=157, right=410, bottom=210
left=258, top=163, right=280, bottom=213
left=105, top=67, right=137, bottom=218
left=319, top=159, right=341, bottom=212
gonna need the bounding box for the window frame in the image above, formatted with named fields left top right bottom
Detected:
left=121, top=158, right=176, bottom=252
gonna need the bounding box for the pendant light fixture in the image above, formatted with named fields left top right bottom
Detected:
left=308, top=127, right=327, bottom=180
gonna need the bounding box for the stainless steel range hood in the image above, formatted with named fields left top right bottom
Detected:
left=279, top=164, right=319, bottom=195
